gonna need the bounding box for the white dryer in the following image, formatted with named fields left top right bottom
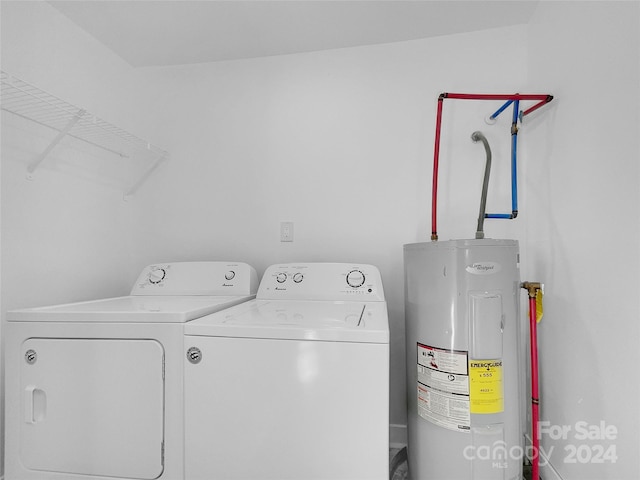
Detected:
left=184, top=262, right=390, bottom=480
left=5, top=261, right=258, bottom=480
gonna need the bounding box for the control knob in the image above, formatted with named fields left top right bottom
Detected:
left=225, top=271, right=236, bottom=281
left=346, top=270, right=365, bottom=288
left=293, top=273, right=304, bottom=283
left=276, top=273, right=287, bottom=283
left=148, top=268, right=166, bottom=284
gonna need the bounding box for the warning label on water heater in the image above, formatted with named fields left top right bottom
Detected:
left=416, top=343, right=470, bottom=432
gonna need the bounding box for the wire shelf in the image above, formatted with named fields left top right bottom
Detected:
left=1, top=71, right=167, bottom=195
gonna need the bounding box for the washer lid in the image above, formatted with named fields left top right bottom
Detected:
left=184, top=300, right=389, bottom=344
left=7, top=295, right=255, bottom=323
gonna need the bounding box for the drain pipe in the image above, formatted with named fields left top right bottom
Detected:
left=522, top=282, right=543, bottom=480
left=471, top=131, right=491, bottom=239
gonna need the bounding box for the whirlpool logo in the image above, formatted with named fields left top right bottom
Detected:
left=466, top=262, right=501, bottom=275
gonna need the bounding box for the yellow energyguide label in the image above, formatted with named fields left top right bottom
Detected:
left=469, top=359, right=504, bottom=414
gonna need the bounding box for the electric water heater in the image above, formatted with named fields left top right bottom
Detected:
left=404, top=239, right=522, bottom=480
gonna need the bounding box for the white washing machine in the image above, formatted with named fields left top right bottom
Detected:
left=5, top=261, right=258, bottom=480
left=184, top=262, right=390, bottom=480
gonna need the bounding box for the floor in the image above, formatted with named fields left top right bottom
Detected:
left=389, top=447, right=533, bottom=480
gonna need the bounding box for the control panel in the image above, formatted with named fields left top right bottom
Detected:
left=131, top=262, right=258, bottom=296
left=257, top=263, right=385, bottom=301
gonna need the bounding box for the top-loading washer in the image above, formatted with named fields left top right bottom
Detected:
left=183, top=262, right=390, bottom=480
left=5, top=261, right=258, bottom=480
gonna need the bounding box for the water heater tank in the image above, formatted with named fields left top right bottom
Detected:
left=404, top=239, right=523, bottom=480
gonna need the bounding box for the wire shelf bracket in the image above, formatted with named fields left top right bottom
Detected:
left=124, top=152, right=167, bottom=199
left=1, top=71, right=168, bottom=195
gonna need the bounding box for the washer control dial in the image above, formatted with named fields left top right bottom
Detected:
left=148, top=268, right=166, bottom=284
left=293, top=273, right=304, bottom=283
left=225, top=270, right=236, bottom=281
left=346, top=270, right=365, bottom=288
left=276, top=273, right=287, bottom=283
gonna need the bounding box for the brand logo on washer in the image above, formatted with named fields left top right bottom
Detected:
left=466, top=262, right=501, bottom=275
left=187, top=347, right=202, bottom=364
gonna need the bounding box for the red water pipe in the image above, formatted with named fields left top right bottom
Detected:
left=521, top=98, right=552, bottom=117
left=441, top=93, right=552, bottom=102
left=431, top=96, right=444, bottom=241
left=522, top=282, right=542, bottom=480
left=429, top=92, right=553, bottom=240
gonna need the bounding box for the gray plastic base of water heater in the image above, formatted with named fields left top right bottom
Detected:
left=404, top=239, right=524, bottom=480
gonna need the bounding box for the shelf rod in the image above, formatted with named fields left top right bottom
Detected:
left=7, top=109, right=129, bottom=158
left=3, top=71, right=168, bottom=195
left=26, top=109, right=86, bottom=179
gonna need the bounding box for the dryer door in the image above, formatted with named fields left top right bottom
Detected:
left=20, top=338, right=165, bottom=479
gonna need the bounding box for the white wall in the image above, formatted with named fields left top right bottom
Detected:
left=0, top=1, right=155, bottom=306
left=0, top=2, right=156, bottom=475
left=524, top=2, right=640, bottom=479
left=3, top=2, right=638, bottom=480
left=129, top=27, right=528, bottom=435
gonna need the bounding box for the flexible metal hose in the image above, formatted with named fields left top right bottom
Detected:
left=471, top=131, right=491, bottom=239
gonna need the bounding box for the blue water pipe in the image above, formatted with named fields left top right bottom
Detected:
left=488, top=99, right=513, bottom=122
left=485, top=99, right=520, bottom=219
left=431, top=92, right=553, bottom=240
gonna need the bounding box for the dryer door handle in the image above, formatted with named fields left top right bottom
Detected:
left=25, top=385, right=47, bottom=424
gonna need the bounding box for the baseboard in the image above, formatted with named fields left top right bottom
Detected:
left=390, top=423, right=407, bottom=448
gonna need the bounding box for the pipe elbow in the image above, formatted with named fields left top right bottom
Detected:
left=521, top=282, right=542, bottom=297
